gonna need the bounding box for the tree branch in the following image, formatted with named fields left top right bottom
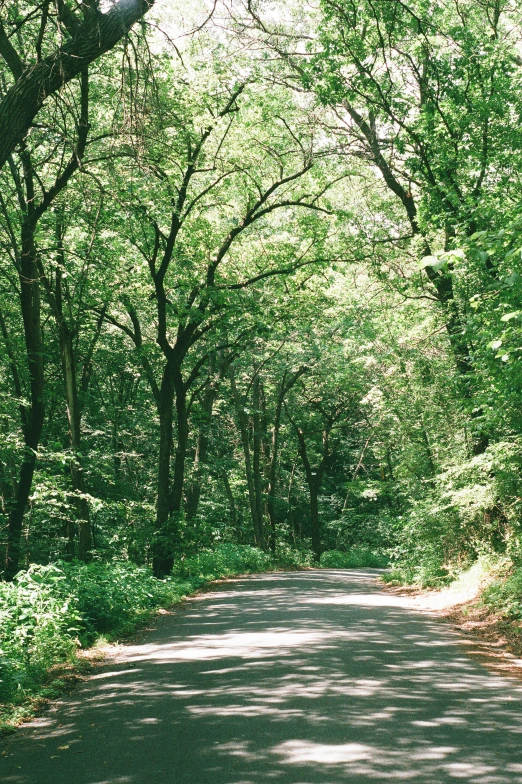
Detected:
left=0, top=0, right=155, bottom=171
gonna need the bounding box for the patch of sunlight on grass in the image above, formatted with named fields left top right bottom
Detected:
left=412, top=556, right=510, bottom=612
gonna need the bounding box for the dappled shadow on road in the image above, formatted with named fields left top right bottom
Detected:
left=3, top=570, right=522, bottom=783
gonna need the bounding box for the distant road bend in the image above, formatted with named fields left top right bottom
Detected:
left=3, top=569, right=522, bottom=783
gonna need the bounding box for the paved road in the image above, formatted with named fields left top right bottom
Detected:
left=2, top=569, right=522, bottom=783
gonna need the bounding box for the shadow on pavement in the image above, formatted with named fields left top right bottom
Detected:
left=2, top=569, right=522, bottom=783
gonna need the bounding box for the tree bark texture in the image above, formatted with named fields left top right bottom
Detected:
left=290, top=420, right=330, bottom=564
left=252, top=376, right=266, bottom=549
left=266, top=367, right=307, bottom=554
left=221, top=469, right=240, bottom=541
left=0, top=0, right=155, bottom=170
left=169, top=362, right=189, bottom=517
left=60, top=324, right=92, bottom=560
left=185, top=369, right=217, bottom=521
left=152, top=356, right=175, bottom=578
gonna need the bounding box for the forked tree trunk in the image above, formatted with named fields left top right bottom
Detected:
left=153, top=354, right=191, bottom=577
left=287, top=413, right=333, bottom=565
left=266, top=367, right=307, bottom=554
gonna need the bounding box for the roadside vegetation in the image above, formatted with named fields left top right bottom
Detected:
left=383, top=553, right=522, bottom=664
left=0, top=545, right=282, bottom=731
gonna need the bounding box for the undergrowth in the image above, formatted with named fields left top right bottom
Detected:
left=0, top=560, right=195, bottom=732
left=320, top=548, right=389, bottom=569
left=482, top=564, right=522, bottom=620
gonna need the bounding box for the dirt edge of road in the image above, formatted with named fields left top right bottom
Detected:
left=381, top=579, right=522, bottom=682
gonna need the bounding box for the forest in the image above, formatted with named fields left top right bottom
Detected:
left=2, top=0, right=522, bottom=725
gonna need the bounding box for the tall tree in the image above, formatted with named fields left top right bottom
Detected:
left=99, top=45, right=338, bottom=574
left=0, top=60, right=94, bottom=578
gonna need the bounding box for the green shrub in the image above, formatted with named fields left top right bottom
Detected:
left=59, top=561, right=190, bottom=644
left=274, top=543, right=313, bottom=569
left=320, top=548, right=389, bottom=569
left=386, top=540, right=451, bottom=586
left=0, top=544, right=314, bottom=728
left=0, top=565, right=81, bottom=702
left=0, top=561, right=191, bottom=708
left=174, top=543, right=273, bottom=580
left=482, top=567, right=522, bottom=618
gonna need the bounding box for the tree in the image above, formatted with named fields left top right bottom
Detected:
left=0, top=60, right=94, bottom=578
left=2, top=0, right=522, bottom=590
left=283, top=331, right=363, bottom=561
left=247, top=0, right=522, bottom=452
left=97, top=42, right=339, bottom=575
left=0, top=0, right=155, bottom=170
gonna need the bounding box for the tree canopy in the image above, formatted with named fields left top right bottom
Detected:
left=1, top=0, right=522, bottom=588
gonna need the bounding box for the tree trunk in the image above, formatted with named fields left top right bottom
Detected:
left=309, top=484, right=321, bottom=563
left=61, top=324, right=91, bottom=560
left=252, top=375, right=265, bottom=548
left=4, top=223, right=44, bottom=580
left=152, top=357, right=175, bottom=578
left=266, top=367, right=308, bottom=554
left=229, top=367, right=264, bottom=548
left=169, top=362, right=189, bottom=518
left=185, top=367, right=216, bottom=520
left=40, top=210, right=100, bottom=561
left=267, top=374, right=288, bottom=554
left=287, top=415, right=331, bottom=566
left=221, top=469, right=240, bottom=541
left=287, top=459, right=297, bottom=544
left=266, top=417, right=281, bottom=556
left=0, top=0, right=155, bottom=171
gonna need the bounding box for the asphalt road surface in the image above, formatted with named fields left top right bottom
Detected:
left=2, top=569, right=522, bottom=784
